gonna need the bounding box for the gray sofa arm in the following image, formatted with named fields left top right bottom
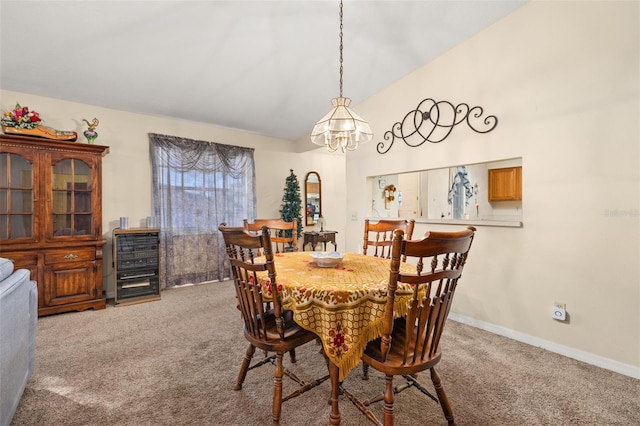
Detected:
left=0, top=268, right=38, bottom=426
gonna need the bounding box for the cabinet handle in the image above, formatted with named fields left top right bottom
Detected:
left=64, top=253, right=79, bottom=260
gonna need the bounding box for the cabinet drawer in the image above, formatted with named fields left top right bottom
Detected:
left=45, top=248, right=96, bottom=264
left=0, top=251, right=38, bottom=282
left=0, top=251, right=38, bottom=267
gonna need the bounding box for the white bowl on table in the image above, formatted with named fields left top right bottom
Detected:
left=310, top=251, right=344, bottom=268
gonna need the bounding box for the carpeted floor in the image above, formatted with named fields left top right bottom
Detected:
left=11, top=281, right=640, bottom=425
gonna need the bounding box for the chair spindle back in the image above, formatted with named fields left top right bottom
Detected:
left=363, top=219, right=415, bottom=260
left=219, top=224, right=285, bottom=341
left=383, top=226, right=475, bottom=365
left=244, top=218, right=298, bottom=254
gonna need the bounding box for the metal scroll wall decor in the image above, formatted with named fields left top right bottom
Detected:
left=376, top=98, right=498, bottom=154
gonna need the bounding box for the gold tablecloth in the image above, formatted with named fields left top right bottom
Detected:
left=260, top=252, right=414, bottom=381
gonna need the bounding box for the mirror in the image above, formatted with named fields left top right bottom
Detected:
left=305, top=172, right=321, bottom=226
left=368, top=158, right=522, bottom=223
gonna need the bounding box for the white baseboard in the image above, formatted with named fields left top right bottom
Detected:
left=449, top=313, right=640, bottom=380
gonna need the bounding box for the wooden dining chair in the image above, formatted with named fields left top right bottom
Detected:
left=363, top=219, right=415, bottom=260
left=342, top=226, right=476, bottom=426
left=218, top=223, right=328, bottom=425
left=244, top=218, right=298, bottom=253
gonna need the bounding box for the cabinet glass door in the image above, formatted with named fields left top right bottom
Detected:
left=0, top=153, right=34, bottom=240
left=52, top=158, right=93, bottom=237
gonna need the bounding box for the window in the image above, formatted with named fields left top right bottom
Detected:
left=150, top=134, right=255, bottom=288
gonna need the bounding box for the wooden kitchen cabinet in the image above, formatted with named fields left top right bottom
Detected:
left=0, top=134, right=109, bottom=316
left=488, top=166, right=522, bottom=201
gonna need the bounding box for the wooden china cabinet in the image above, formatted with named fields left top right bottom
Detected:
left=0, top=134, right=109, bottom=316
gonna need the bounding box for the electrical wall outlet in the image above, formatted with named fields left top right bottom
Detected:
left=552, top=302, right=566, bottom=321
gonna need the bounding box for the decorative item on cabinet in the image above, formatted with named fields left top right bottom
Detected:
left=82, top=117, right=99, bottom=144
left=1, top=102, right=78, bottom=141
left=0, top=134, right=109, bottom=316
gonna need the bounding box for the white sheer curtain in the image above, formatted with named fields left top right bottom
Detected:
left=149, top=133, right=256, bottom=288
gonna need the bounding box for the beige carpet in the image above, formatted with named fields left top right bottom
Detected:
left=12, top=281, right=640, bottom=425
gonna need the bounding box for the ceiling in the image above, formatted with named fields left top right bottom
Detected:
left=0, top=1, right=527, bottom=142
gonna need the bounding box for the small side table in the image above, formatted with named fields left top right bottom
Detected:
left=302, top=231, right=338, bottom=252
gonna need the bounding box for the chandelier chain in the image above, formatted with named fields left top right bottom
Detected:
left=339, top=0, right=343, bottom=98
left=310, top=0, right=372, bottom=152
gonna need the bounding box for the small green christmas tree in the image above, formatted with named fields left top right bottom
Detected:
left=279, top=169, right=303, bottom=248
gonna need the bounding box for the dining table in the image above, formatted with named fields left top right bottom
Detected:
left=259, top=251, right=416, bottom=425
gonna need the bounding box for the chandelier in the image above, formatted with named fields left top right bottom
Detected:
left=310, top=0, right=373, bottom=153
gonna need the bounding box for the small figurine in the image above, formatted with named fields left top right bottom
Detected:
left=82, top=117, right=99, bottom=144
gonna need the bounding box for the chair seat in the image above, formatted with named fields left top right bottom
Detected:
left=362, top=317, right=441, bottom=376
left=245, top=311, right=317, bottom=352
left=259, top=308, right=294, bottom=327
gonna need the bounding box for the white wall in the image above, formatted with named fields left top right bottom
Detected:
left=1, top=90, right=346, bottom=293
left=345, top=1, right=639, bottom=375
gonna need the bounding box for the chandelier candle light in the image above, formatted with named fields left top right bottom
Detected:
left=310, top=0, right=373, bottom=153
